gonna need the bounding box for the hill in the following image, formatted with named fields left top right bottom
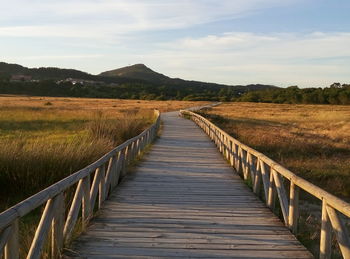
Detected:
left=0, top=61, right=277, bottom=101
left=99, top=64, right=276, bottom=92
left=0, top=62, right=94, bottom=80
left=100, top=64, right=169, bottom=82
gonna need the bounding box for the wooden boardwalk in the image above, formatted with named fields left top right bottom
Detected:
left=68, top=112, right=312, bottom=258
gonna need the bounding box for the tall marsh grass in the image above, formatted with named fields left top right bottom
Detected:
left=0, top=108, right=154, bottom=211
left=202, top=103, right=350, bottom=199
left=201, top=102, right=350, bottom=258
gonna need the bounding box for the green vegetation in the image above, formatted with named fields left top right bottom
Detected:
left=2, top=61, right=349, bottom=104
left=236, top=84, right=350, bottom=105
left=0, top=62, right=275, bottom=100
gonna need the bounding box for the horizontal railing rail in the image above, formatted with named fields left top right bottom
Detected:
left=0, top=110, right=161, bottom=259
left=180, top=109, right=350, bottom=259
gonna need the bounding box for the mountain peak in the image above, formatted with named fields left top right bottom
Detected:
left=99, top=64, right=169, bottom=82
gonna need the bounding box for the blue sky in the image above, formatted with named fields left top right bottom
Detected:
left=1, top=0, right=349, bottom=87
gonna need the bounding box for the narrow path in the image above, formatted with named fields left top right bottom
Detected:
left=68, top=112, right=312, bottom=258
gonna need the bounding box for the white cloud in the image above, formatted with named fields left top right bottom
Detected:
left=0, top=0, right=299, bottom=38
left=11, top=54, right=104, bottom=60
left=0, top=0, right=348, bottom=87
left=141, top=32, right=350, bottom=87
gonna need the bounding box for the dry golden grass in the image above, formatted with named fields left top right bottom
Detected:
left=0, top=95, right=207, bottom=113
left=0, top=95, right=207, bottom=257
left=203, top=102, right=350, bottom=200
left=0, top=95, right=207, bottom=210
left=202, top=102, right=350, bottom=257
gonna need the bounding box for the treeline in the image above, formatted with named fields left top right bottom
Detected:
left=235, top=84, right=350, bottom=105
left=1, top=80, right=349, bottom=104
left=0, top=80, right=242, bottom=101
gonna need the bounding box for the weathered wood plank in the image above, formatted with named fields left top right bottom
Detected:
left=69, top=111, right=312, bottom=259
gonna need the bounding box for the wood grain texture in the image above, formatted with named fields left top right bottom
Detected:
left=68, top=112, right=312, bottom=259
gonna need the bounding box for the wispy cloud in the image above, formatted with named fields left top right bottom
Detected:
left=0, top=0, right=299, bottom=38
left=0, top=0, right=348, bottom=87
left=144, top=32, right=350, bottom=87
left=8, top=54, right=104, bottom=60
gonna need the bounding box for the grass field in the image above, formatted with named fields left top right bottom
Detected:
left=202, top=102, right=350, bottom=200
left=201, top=102, right=350, bottom=258
left=0, top=95, right=206, bottom=211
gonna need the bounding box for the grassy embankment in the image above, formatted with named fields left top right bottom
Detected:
left=200, top=102, right=350, bottom=257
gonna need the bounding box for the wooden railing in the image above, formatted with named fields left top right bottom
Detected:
left=0, top=110, right=160, bottom=259
left=180, top=109, right=350, bottom=259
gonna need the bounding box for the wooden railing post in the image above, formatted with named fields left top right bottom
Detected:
left=137, top=138, right=141, bottom=156
left=28, top=197, right=59, bottom=259
left=272, top=170, right=289, bottom=225
left=326, top=205, right=350, bottom=258
left=51, top=193, right=64, bottom=258
left=64, top=180, right=83, bottom=243
left=267, top=171, right=276, bottom=210
left=248, top=154, right=256, bottom=184
left=320, top=199, right=332, bottom=259
left=112, top=152, right=122, bottom=188
left=259, top=160, right=270, bottom=202
left=98, top=165, right=106, bottom=209
left=228, top=140, right=234, bottom=167
left=231, top=143, right=238, bottom=171
left=124, top=145, right=130, bottom=166
left=104, top=157, right=115, bottom=197
left=288, top=181, right=299, bottom=234
left=242, top=150, right=249, bottom=180
left=253, top=159, right=261, bottom=195
left=4, top=219, right=19, bottom=259
left=120, top=147, right=127, bottom=177
left=82, top=175, right=91, bottom=226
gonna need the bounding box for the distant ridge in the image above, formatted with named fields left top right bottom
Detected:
left=0, top=62, right=93, bottom=80
left=99, top=63, right=277, bottom=91
left=0, top=61, right=278, bottom=101
left=0, top=61, right=277, bottom=91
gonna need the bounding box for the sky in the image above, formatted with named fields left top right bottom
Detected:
left=1, top=0, right=349, bottom=87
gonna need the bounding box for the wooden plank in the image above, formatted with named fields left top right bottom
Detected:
left=267, top=169, right=276, bottom=210
left=0, top=225, right=11, bottom=254
left=272, top=170, right=289, bottom=225
left=98, top=165, right=106, bottom=209
left=259, top=160, right=270, bottom=202
left=27, top=197, right=59, bottom=259
left=51, top=193, right=64, bottom=258
left=326, top=205, right=350, bottom=258
left=70, top=246, right=312, bottom=258
left=81, top=175, right=91, bottom=226
left=89, top=167, right=102, bottom=211
left=288, top=182, right=299, bottom=234
left=4, top=219, right=19, bottom=259
left=63, top=180, right=83, bottom=242
left=320, top=199, right=332, bottom=259
left=69, top=111, right=312, bottom=259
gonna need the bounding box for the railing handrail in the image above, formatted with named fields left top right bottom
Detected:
left=180, top=109, right=350, bottom=259
left=181, top=110, right=350, bottom=216
left=0, top=110, right=161, bottom=258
